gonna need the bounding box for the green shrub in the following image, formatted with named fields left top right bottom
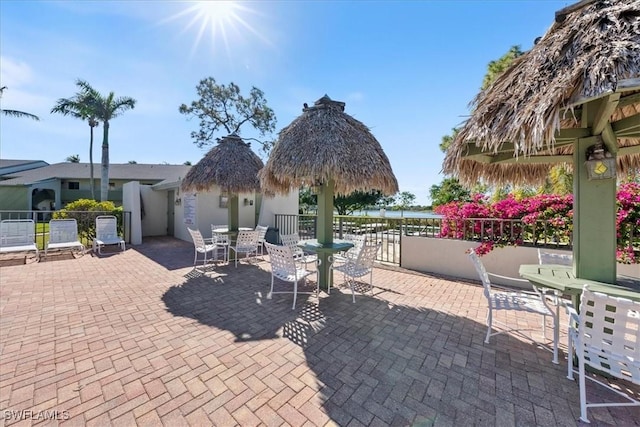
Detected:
left=54, top=199, right=123, bottom=241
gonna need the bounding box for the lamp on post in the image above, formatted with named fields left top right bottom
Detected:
left=585, top=142, right=616, bottom=180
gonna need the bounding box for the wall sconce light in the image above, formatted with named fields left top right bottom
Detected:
left=174, top=197, right=182, bottom=206
left=585, top=143, right=616, bottom=180
left=249, top=200, right=254, bottom=206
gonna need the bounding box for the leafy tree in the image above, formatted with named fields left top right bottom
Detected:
left=299, top=186, right=316, bottom=213
left=52, top=80, right=100, bottom=199
left=541, top=164, right=573, bottom=195
left=334, top=191, right=383, bottom=215
left=394, top=191, right=416, bottom=217
left=179, top=78, right=277, bottom=155
left=439, top=128, right=459, bottom=152
left=1, top=86, right=39, bottom=120
left=481, top=45, right=524, bottom=90
left=128, top=160, right=137, bottom=164
left=184, top=161, right=192, bottom=166
left=429, top=178, right=472, bottom=207
left=72, top=80, right=136, bottom=201
left=66, top=154, right=80, bottom=163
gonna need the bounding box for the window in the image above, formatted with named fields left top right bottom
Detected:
left=109, top=182, right=116, bottom=190
left=219, top=195, right=228, bottom=208
left=68, top=181, right=80, bottom=190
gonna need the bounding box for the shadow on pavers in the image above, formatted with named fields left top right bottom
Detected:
left=161, top=262, right=583, bottom=426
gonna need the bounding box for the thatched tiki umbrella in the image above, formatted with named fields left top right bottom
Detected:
left=182, top=133, right=264, bottom=232
left=259, top=95, right=398, bottom=290
left=443, top=0, right=640, bottom=283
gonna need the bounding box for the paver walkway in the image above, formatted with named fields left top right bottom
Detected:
left=1, top=237, right=638, bottom=426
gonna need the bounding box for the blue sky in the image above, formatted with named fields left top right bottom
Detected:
left=0, top=0, right=570, bottom=205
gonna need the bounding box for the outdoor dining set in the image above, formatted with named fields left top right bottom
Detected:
left=186, top=224, right=382, bottom=309
left=468, top=247, right=640, bottom=423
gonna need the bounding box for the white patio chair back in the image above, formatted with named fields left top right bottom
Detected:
left=187, top=227, right=218, bottom=268
left=211, top=225, right=230, bottom=264
left=566, top=285, right=640, bottom=422
left=280, top=233, right=317, bottom=267
left=0, top=219, right=39, bottom=259
left=255, top=224, right=269, bottom=257
left=231, top=230, right=260, bottom=267
left=336, top=234, right=367, bottom=263
left=45, top=219, right=84, bottom=257
left=537, top=249, right=573, bottom=266
left=330, top=241, right=381, bottom=303
left=93, top=215, right=125, bottom=254
left=468, top=248, right=559, bottom=364
left=264, top=242, right=318, bottom=310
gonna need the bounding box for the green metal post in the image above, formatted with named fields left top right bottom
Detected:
left=316, top=180, right=334, bottom=291
left=229, top=194, right=239, bottom=232
left=573, top=137, right=617, bottom=283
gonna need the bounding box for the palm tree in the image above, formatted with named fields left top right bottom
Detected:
left=75, top=80, right=136, bottom=201
left=1, top=86, right=40, bottom=120
left=52, top=81, right=100, bottom=199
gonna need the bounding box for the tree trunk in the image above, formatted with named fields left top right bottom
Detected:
left=100, top=121, right=110, bottom=202
left=89, top=123, right=95, bottom=200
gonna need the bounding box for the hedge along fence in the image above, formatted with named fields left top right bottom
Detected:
left=53, top=199, right=125, bottom=244
left=434, top=182, right=640, bottom=264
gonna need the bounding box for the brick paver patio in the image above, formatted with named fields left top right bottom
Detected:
left=1, top=237, right=638, bottom=426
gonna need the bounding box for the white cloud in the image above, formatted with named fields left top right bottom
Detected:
left=0, top=56, right=34, bottom=88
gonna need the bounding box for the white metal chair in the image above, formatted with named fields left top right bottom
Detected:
left=187, top=228, right=218, bottom=269
left=230, top=230, right=260, bottom=267
left=538, top=248, right=573, bottom=266
left=0, top=219, right=39, bottom=260
left=468, top=248, right=559, bottom=364
left=279, top=233, right=317, bottom=268
left=255, top=225, right=269, bottom=258
left=329, top=241, right=381, bottom=303
left=93, top=216, right=125, bottom=254
left=566, top=285, right=640, bottom=423
left=264, top=242, right=318, bottom=310
left=332, top=234, right=367, bottom=265
left=45, top=219, right=84, bottom=257
left=211, top=225, right=230, bottom=264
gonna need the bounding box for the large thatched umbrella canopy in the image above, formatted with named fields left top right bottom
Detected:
left=443, top=0, right=640, bottom=186
left=259, top=95, right=398, bottom=196
left=260, top=95, right=398, bottom=290
left=182, top=133, right=264, bottom=231
left=182, top=133, right=263, bottom=193
left=442, top=0, right=640, bottom=284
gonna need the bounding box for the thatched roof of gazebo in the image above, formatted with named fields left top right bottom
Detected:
left=443, top=0, right=640, bottom=186
left=259, top=95, right=399, bottom=196
left=181, top=133, right=264, bottom=193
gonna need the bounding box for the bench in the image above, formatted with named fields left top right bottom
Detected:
left=45, top=219, right=85, bottom=257
left=566, top=285, right=640, bottom=422
left=0, top=219, right=39, bottom=260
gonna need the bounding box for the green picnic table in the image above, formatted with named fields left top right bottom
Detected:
left=519, top=264, right=640, bottom=309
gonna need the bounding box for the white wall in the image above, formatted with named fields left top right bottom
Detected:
left=122, top=181, right=141, bottom=245
left=141, top=185, right=168, bottom=236
left=258, top=191, right=299, bottom=227
left=172, top=188, right=259, bottom=242
left=401, top=236, right=639, bottom=288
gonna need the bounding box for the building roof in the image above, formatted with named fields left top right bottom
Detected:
left=0, top=159, right=49, bottom=176
left=0, top=162, right=191, bottom=186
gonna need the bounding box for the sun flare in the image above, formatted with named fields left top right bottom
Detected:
left=160, top=1, right=267, bottom=59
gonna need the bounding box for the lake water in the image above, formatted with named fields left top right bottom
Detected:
left=352, top=209, right=441, bottom=219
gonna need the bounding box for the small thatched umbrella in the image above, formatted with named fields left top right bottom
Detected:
left=443, top=0, right=640, bottom=283
left=259, top=95, right=398, bottom=289
left=182, top=133, right=264, bottom=231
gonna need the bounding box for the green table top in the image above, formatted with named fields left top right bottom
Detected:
left=519, top=264, right=640, bottom=302
left=297, top=239, right=354, bottom=254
